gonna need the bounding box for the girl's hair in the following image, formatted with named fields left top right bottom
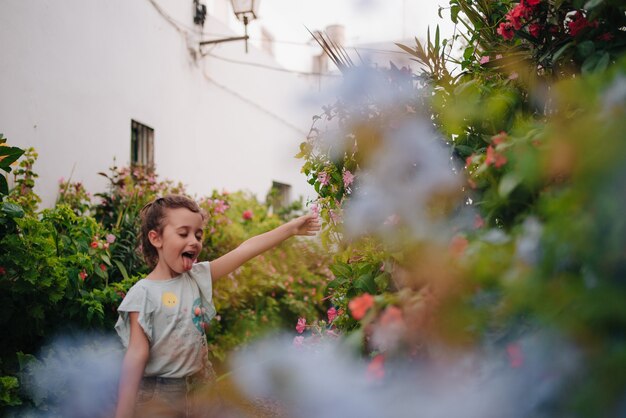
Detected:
left=139, top=194, right=204, bottom=269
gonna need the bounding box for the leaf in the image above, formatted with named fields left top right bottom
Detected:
left=498, top=173, right=521, bottom=198
left=551, top=42, right=574, bottom=63
left=354, top=273, right=376, bottom=294
left=1, top=202, right=24, bottom=218
left=113, top=260, right=130, bottom=281
left=584, top=0, right=603, bottom=8
left=374, top=273, right=389, bottom=292
left=0, top=175, right=8, bottom=196
left=595, top=52, right=610, bottom=73
left=451, top=5, right=461, bottom=23
left=329, top=262, right=351, bottom=279
left=101, top=254, right=112, bottom=266
left=577, top=40, right=595, bottom=58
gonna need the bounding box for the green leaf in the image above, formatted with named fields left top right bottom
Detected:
left=498, top=173, right=521, bottom=198
left=101, top=254, right=111, bottom=266
left=354, top=273, right=376, bottom=294
left=1, top=202, right=24, bottom=218
left=594, top=52, right=610, bottom=73
left=0, top=146, right=25, bottom=170
left=584, top=0, right=603, bottom=9
left=374, top=273, right=389, bottom=292
left=577, top=40, right=595, bottom=58
left=551, top=42, right=574, bottom=63
left=113, top=260, right=130, bottom=281
left=329, top=262, right=351, bottom=279
left=0, top=176, right=8, bottom=197
left=451, top=5, right=460, bottom=23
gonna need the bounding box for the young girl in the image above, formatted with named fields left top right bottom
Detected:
left=114, top=194, right=320, bottom=418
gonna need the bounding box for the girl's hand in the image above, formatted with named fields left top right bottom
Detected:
left=289, top=213, right=321, bottom=236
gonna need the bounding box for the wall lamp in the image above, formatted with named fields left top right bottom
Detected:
left=199, top=0, right=260, bottom=53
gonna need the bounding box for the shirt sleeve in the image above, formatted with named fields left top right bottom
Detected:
left=189, top=262, right=217, bottom=322
left=114, top=282, right=157, bottom=347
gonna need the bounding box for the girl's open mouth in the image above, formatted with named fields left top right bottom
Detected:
left=182, top=251, right=197, bottom=271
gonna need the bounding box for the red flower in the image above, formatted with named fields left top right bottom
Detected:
left=485, top=145, right=508, bottom=168
left=79, top=270, right=87, bottom=280
left=524, top=0, right=541, bottom=6
left=466, top=154, right=476, bottom=168
left=497, top=22, right=515, bottom=40
left=598, top=32, right=614, bottom=41
left=568, top=11, right=597, bottom=37
left=528, top=23, right=542, bottom=38
left=0, top=266, right=6, bottom=275
left=99, top=263, right=107, bottom=271
left=507, top=3, right=531, bottom=30
left=90, top=241, right=99, bottom=249
left=349, top=293, right=375, bottom=320
left=367, top=354, right=385, bottom=380
left=242, top=210, right=253, bottom=220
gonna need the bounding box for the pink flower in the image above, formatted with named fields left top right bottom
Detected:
left=349, top=293, right=375, bottom=320
left=106, top=234, right=116, bottom=244
left=367, top=354, right=385, bottom=380
left=342, top=170, right=355, bottom=188
left=317, top=171, right=330, bottom=186
left=508, top=72, right=519, bottom=80
left=474, top=214, right=485, bottom=229
left=479, top=56, right=490, bottom=65
left=524, top=0, right=541, bottom=6
left=296, top=317, right=306, bottom=334
left=242, top=210, right=253, bottom=220
left=293, top=336, right=305, bottom=347
left=58, top=177, right=65, bottom=185
left=507, top=343, right=524, bottom=368
left=492, top=131, right=508, bottom=145
left=450, top=235, right=469, bottom=257
left=466, top=154, right=475, bottom=168
left=379, top=306, right=403, bottom=326
left=310, top=203, right=319, bottom=216
left=79, top=270, right=87, bottom=280
left=213, top=199, right=229, bottom=214
left=327, top=307, right=338, bottom=323
left=495, top=54, right=503, bottom=59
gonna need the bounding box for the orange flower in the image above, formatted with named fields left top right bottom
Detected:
left=349, top=293, right=375, bottom=320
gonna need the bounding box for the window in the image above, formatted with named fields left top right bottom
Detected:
left=131, top=120, right=154, bottom=170
left=269, top=181, right=291, bottom=211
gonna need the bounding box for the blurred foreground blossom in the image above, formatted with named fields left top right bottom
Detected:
left=233, top=332, right=578, bottom=418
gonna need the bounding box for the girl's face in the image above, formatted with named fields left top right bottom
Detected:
left=149, top=207, right=204, bottom=278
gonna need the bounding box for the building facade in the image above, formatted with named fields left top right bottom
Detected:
left=0, top=0, right=319, bottom=207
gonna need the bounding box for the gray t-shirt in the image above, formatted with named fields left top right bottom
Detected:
left=115, top=262, right=216, bottom=378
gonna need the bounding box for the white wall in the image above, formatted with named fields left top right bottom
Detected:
left=0, top=0, right=320, bottom=207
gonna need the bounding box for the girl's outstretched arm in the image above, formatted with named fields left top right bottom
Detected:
left=115, top=312, right=149, bottom=418
left=210, top=213, right=320, bottom=280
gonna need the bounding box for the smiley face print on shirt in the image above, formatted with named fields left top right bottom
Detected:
left=161, top=292, right=178, bottom=308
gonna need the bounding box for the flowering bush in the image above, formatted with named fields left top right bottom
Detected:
left=299, top=2, right=626, bottom=414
